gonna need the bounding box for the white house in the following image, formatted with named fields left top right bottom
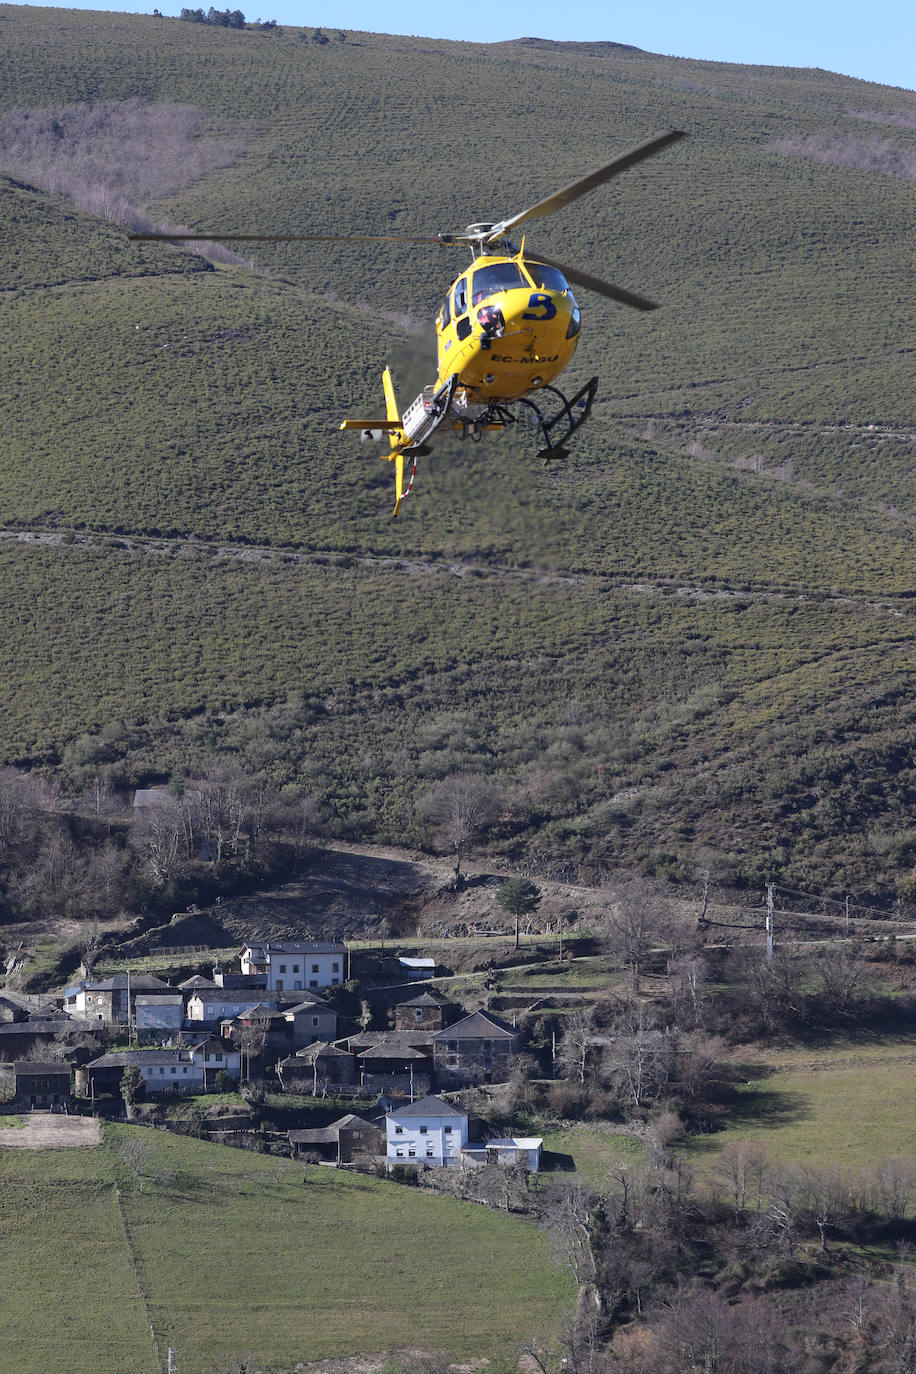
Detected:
left=83, top=1049, right=205, bottom=1096
left=385, top=1094, right=468, bottom=1168
left=478, top=1137, right=543, bottom=1172
left=239, top=940, right=346, bottom=993
left=185, top=990, right=278, bottom=1026
left=139, top=1051, right=205, bottom=1094
left=186, top=1037, right=241, bottom=1085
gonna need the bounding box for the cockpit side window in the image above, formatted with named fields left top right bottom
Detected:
left=471, top=263, right=526, bottom=305
left=526, top=262, right=569, bottom=293
left=453, top=277, right=468, bottom=317
left=439, top=294, right=451, bottom=329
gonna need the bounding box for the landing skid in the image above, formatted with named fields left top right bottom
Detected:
left=469, top=376, right=599, bottom=462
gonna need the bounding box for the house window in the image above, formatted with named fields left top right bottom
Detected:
left=312, top=1017, right=319, bottom=1027
left=311, top=964, right=319, bottom=973
left=171, top=1067, right=177, bottom=1075
left=448, top=1041, right=458, bottom=1052
left=292, top=964, right=300, bottom=973
left=332, top=962, right=340, bottom=973
left=396, top=1148, right=404, bottom=1158
left=159, top=1067, right=165, bottom=1075
left=276, top=980, right=284, bottom=991
left=426, top=1148, right=434, bottom=1158
left=444, top=1125, right=452, bottom=1134
left=408, top=1148, right=416, bottom=1158
left=279, top=964, right=287, bottom=974
left=419, top=1126, right=427, bottom=1135
left=182, top=1067, right=188, bottom=1074
left=309, top=980, right=318, bottom=989
left=395, top=1125, right=404, bottom=1134
left=295, top=981, right=302, bottom=991
left=415, top=1009, right=423, bottom=1021
left=215, top=1053, right=222, bottom=1062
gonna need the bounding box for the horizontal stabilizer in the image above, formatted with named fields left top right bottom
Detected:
left=339, top=419, right=402, bottom=431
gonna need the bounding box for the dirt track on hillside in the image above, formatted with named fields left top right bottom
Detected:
left=0, top=1113, right=101, bottom=1148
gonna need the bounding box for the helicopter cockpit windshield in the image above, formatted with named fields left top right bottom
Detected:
left=525, top=261, right=570, bottom=293
left=471, top=262, right=527, bottom=304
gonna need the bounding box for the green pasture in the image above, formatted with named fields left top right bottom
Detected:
left=0, top=1123, right=574, bottom=1374
left=684, top=1037, right=916, bottom=1173
left=500, top=957, right=618, bottom=990
left=540, top=1123, right=646, bottom=1191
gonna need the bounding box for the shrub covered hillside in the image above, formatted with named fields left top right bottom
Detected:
left=0, top=6, right=914, bottom=899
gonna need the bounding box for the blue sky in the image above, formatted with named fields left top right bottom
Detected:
left=21, top=0, right=916, bottom=90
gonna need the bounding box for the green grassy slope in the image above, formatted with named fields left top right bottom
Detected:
left=0, top=1124, right=573, bottom=1372
left=0, top=6, right=913, bottom=895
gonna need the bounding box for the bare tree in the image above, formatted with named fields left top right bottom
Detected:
left=541, top=1178, right=599, bottom=1290
left=713, top=1140, right=774, bottom=1221
left=558, top=1005, right=597, bottom=1084
left=666, top=954, right=708, bottom=1030
left=601, top=883, right=669, bottom=994
left=419, top=773, right=500, bottom=880
left=130, top=793, right=191, bottom=886
left=117, top=1131, right=154, bottom=1190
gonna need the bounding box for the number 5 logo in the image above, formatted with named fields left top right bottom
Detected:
left=523, top=292, right=557, bottom=321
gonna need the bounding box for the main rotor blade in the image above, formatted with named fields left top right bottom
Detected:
left=530, top=253, right=659, bottom=311
left=484, top=129, right=686, bottom=245
left=128, top=231, right=442, bottom=243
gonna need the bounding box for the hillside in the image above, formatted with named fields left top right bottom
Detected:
left=0, top=7, right=914, bottom=899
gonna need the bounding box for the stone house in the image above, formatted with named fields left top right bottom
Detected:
left=13, top=1061, right=72, bottom=1108
left=393, top=991, right=446, bottom=1032
left=135, top=993, right=185, bottom=1038
left=0, top=1016, right=74, bottom=1063
left=277, top=1041, right=357, bottom=1093
left=64, top=974, right=175, bottom=1026
left=289, top=1114, right=384, bottom=1163
left=432, top=1009, right=521, bottom=1086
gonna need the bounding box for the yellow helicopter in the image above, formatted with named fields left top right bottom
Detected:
left=130, top=128, right=685, bottom=515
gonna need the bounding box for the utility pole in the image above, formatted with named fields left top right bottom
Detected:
left=766, top=884, right=775, bottom=963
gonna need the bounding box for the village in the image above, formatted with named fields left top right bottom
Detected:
left=0, top=934, right=546, bottom=1176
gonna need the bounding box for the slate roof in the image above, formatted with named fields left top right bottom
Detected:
left=13, top=1061, right=73, bottom=1075
left=87, top=1050, right=192, bottom=1068
left=356, top=1039, right=428, bottom=1061
left=188, top=1037, right=236, bottom=1056
left=396, top=991, right=444, bottom=1009
left=292, top=1041, right=351, bottom=1060
left=387, top=1094, right=465, bottom=1118
left=289, top=1114, right=381, bottom=1146
left=431, top=1010, right=519, bottom=1041
left=342, top=1030, right=433, bottom=1051
left=242, top=939, right=345, bottom=956
left=82, top=974, right=173, bottom=993
left=0, top=1020, right=70, bottom=1037
left=282, top=995, right=332, bottom=1014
